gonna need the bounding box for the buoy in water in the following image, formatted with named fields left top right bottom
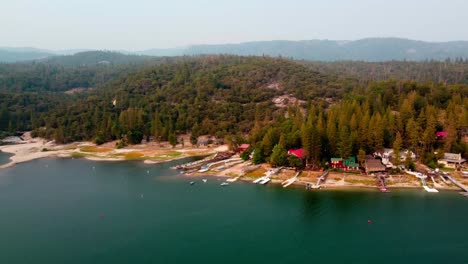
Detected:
left=368, top=219, right=372, bottom=224
left=100, top=214, right=105, bottom=219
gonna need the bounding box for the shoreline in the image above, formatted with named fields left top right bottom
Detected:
left=183, top=162, right=466, bottom=193
left=0, top=136, right=221, bottom=170
left=1, top=138, right=466, bottom=193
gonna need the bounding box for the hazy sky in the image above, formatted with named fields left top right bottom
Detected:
left=1, top=0, right=467, bottom=50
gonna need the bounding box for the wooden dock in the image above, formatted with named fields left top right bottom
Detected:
left=446, top=175, right=468, bottom=193
left=282, top=172, right=300, bottom=188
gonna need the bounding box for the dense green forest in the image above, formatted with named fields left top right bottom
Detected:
left=0, top=54, right=467, bottom=166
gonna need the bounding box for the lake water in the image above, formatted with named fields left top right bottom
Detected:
left=0, top=151, right=13, bottom=165
left=0, top=158, right=467, bottom=264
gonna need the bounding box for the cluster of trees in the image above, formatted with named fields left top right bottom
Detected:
left=0, top=54, right=467, bottom=167
left=245, top=90, right=467, bottom=168
left=26, top=55, right=340, bottom=144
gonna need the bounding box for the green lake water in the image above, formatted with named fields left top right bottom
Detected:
left=0, top=158, right=467, bottom=264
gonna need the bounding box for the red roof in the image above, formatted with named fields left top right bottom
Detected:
left=436, top=131, right=448, bottom=138
left=288, top=149, right=303, bottom=159
left=239, top=144, right=250, bottom=149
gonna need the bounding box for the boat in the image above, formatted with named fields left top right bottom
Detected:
left=202, top=179, right=207, bottom=183
left=380, top=187, right=390, bottom=193
left=259, top=177, right=271, bottom=185
left=190, top=181, right=195, bottom=185
left=253, top=176, right=266, bottom=184
left=226, top=176, right=240, bottom=182
left=220, top=182, right=229, bottom=186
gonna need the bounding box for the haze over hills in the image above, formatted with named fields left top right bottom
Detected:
left=2, top=38, right=468, bottom=63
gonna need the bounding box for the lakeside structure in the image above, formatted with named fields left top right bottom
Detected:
left=1, top=133, right=468, bottom=196
left=438, top=153, right=466, bottom=169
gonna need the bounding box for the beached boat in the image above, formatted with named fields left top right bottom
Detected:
left=259, top=177, right=271, bottom=185
left=253, top=176, right=266, bottom=184
left=226, top=176, right=240, bottom=182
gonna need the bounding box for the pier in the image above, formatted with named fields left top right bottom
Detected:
left=282, top=171, right=300, bottom=188
left=304, top=170, right=328, bottom=190
left=405, top=170, right=438, bottom=192
left=445, top=174, right=468, bottom=193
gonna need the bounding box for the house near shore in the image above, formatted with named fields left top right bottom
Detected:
left=438, top=153, right=466, bottom=169
left=330, top=157, right=359, bottom=171
left=365, top=158, right=386, bottom=175
left=237, top=144, right=250, bottom=154
left=436, top=131, right=448, bottom=140
left=374, top=148, right=415, bottom=168
left=287, top=148, right=303, bottom=159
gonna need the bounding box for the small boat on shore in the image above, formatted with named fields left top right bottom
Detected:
left=259, top=177, right=271, bottom=185
left=226, top=176, right=240, bottom=182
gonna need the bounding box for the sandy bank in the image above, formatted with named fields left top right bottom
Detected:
left=0, top=136, right=228, bottom=170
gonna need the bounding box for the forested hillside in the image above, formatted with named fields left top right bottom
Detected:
left=0, top=55, right=467, bottom=165
left=304, top=59, right=468, bottom=85
left=0, top=52, right=172, bottom=92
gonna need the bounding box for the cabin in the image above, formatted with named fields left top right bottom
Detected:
left=365, top=158, right=386, bottom=175
left=438, top=153, right=466, bottom=169
left=330, top=158, right=345, bottom=169
left=287, top=149, right=303, bottom=159
left=237, top=144, right=250, bottom=154
left=436, top=131, right=448, bottom=140
left=344, top=157, right=360, bottom=170
left=331, top=157, right=359, bottom=171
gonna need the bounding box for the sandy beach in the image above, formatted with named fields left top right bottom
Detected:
left=0, top=134, right=227, bottom=170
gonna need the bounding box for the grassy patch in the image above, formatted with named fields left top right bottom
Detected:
left=244, top=168, right=267, bottom=178
left=344, top=179, right=376, bottom=185
left=80, top=146, right=112, bottom=153
left=440, top=167, right=455, bottom=172
left=71, top=152, right=87, bottom=158
left=124, top=152, right=145, bottom=160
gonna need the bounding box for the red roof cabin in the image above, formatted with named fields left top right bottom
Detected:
left=237, top=144, right=250, bottom=154
left=436, top=131, right=447, bottom=140
left=330, top=158, right=345, bottom=169
left=287, top=149, right=303, bottom=159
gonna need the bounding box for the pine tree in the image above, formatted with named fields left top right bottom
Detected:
left=270, top=144, right=288, bottom=167
left=393, top=132, right=403, bottom=166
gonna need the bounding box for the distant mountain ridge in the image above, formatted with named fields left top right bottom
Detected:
left=2, top=38, right=468, bottom=62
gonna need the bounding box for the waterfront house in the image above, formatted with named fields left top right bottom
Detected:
left=237, top=144, right=250, bottom=154
left=365, top=158, right=386, bottom=175
left=330, top=158, right=344, bottom=169
left=374, top=148, right=416, bottom=168
left=287, top=148, right=303, bottom=159
left=436, top=131, right=448, bottom=140
left=344, top=157, right=360, bottom=170
left=438, top=153, right=466, bottom=169
left=330, top=157, right=359, bottom=170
